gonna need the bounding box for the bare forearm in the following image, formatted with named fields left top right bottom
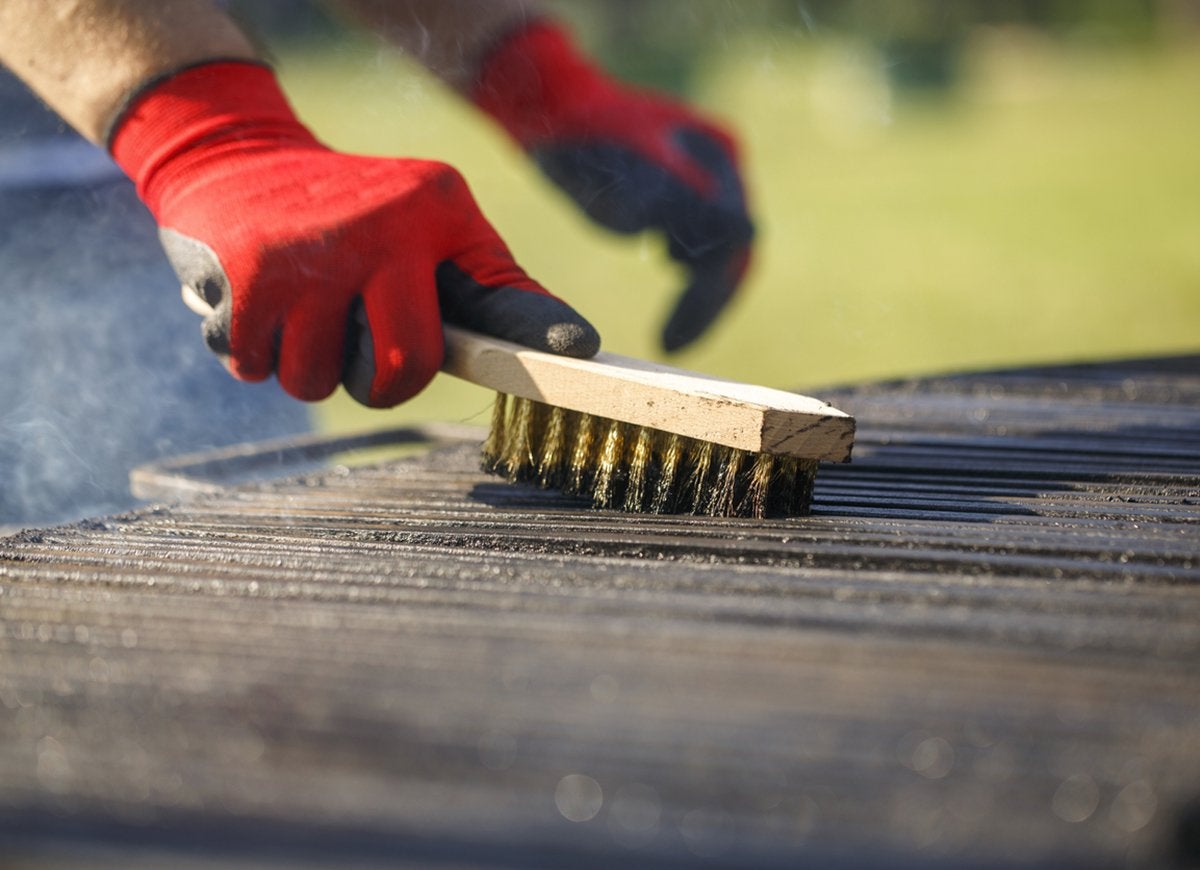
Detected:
left=326, top=0, right=541, bottom=92
left=0, top=0, right=256, bottom=143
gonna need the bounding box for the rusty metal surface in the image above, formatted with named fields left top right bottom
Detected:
left=1, top=355, right=1199, bottom=868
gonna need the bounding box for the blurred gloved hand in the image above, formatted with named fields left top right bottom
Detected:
left=473, top=21, right=755, bottom=352
left=110, top=61, right=599, bottom=408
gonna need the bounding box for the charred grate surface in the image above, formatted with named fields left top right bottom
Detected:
left=1, top=355, right=1198, bottom=868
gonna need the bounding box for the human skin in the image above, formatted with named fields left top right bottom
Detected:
left=328, top=0, right=541, bottom=93
left=0, top=0, right=538, bottom=143
left=0, top=0, right=258, bottom=143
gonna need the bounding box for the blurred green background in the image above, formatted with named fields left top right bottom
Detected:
left=235, top=1, right=1200, bottom=435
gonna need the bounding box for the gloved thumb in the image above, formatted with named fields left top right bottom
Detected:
left=436, top=262, right=601, bottom=358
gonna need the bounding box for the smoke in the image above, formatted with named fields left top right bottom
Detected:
left=797, top=2, right=821, bottom=35
left=0, top=156, right=310, bottom=530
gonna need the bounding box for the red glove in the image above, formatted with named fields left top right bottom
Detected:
left=474, top=21, right=754, bottom=352
left=110, top=61, right=598, bottom=408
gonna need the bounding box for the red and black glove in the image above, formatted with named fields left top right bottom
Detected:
left=110, top=60, right=599, bottom=408
left=474, top=21, right=754, bottom=352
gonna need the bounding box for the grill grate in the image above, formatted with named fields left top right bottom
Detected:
left=1, top=355, right=1199, bottom=868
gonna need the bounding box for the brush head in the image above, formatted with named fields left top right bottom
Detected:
left=442, top=326, right=855, bottom=465
left=481, top=393, right=819, bottom=518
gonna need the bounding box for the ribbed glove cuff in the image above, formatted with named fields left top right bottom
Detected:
left=109, top=60, right=316, bottom=209
left=472, top=21, right=604, bottom=147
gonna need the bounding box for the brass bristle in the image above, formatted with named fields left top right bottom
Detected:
left=622, top=426, right=655, bottom=513
left=524, top=401, right=553, bottom=482
left=707, top=446, right=743, bottom=517
left=481, top=393, right=510, bottom=474
left=683, top=439, right=716, bottom=515
left=651, top=433, right=684, bottom=514
left=510, top=397, right=537, bottom=479
left=741, top=451, right=776, bottom=519
left=478, top=391, right=821, bottom=518
left=566, top=412, right=597, bottom=495
left=777, top=456, right=819, bottom=517
left=592, top=418, right=628, bottom=509
left=536, top=404, right=570, bottom=489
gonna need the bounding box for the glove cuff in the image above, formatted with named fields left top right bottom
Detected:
left=472, top=20, right=604, bottom=147
left=109, top=60, right=316, bottom=211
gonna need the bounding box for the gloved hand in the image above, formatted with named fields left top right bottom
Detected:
left=110, top=60, right=599, bottom=408
left=473, top=21, right=754, bottom=352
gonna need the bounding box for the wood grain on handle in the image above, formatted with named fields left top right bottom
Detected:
left=441, top=326, right=855, bottom=462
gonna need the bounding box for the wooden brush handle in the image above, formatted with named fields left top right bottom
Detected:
left=441, top=326, right=855, bottom=462
left=179, top=281, right=851, bottom=462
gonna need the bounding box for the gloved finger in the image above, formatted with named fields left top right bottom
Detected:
left=437, top=260, right=600, bottom=358
left=661, top=128, right=754, bottom=265
left=275, top=296, right=348, bottom=402
left=219, top=290, right=285, bottom=384
left=656, top=129, right=754, bottom=352
left=661, top=243, right=752, bottom=354
left=341, top=299, right=375, bottom=407
left=358, top=265, right=444, bottom=408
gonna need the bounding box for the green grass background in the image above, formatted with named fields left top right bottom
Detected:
left=271, top=30, right=1200, bottom=435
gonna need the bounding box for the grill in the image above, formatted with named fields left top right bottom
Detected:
left=2, top=355, right=1198, bottom=868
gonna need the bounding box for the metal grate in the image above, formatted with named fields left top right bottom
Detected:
left=1, top=356, right=1198, bottom=868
